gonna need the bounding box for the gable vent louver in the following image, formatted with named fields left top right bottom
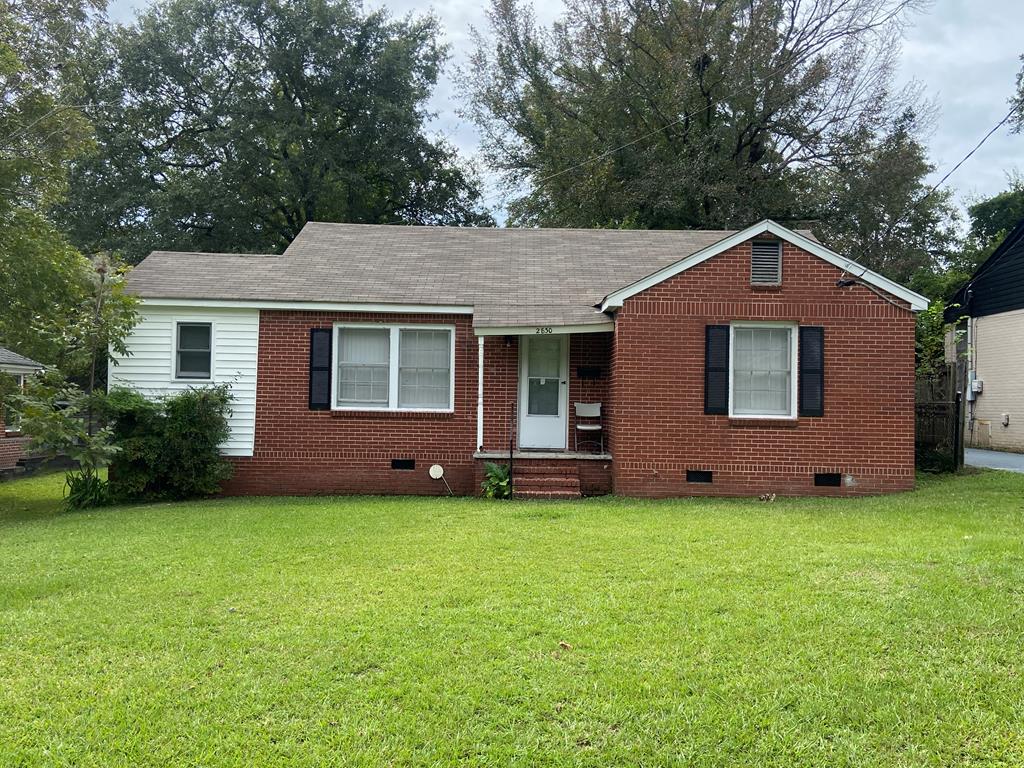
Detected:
left=751, top=240, right=782, bottom=285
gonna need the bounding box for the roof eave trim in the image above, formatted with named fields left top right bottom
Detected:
left=599, top=219, right=929, bottom=312
left=0, top=363, right=45, bottom=374
left=474, top=321, right=615, bottom=336
left=138, top=298, right=475, bottom=314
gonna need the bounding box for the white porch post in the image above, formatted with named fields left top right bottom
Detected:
left=477, top=335, right=485, bottom=451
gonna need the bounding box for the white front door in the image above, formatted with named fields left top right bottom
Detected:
left=519, top=334, right=568, bottom=449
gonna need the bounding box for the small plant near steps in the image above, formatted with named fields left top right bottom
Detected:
left=512, top=463, right=581, bottom=500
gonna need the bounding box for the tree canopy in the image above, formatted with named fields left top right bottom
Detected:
left=59, top=0, right=492, bottom=264
left=0, top=0, right=136, bottom=376
left=464, top=0, right=927, bottom=227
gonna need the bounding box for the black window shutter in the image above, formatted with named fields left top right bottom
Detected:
left=704, top=325, right=729, bottom=415
left=309, top=328, right=332, bottom=410
left=799, top=326, right=825, bottom=417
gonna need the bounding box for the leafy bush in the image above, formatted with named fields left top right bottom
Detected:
left=13, top=378, right=120, bottom=509
left=481, top=462, right=511, bottom=499
left=103, top=385, right=234, bottom=502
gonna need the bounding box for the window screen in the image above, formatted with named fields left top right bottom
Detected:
left=337, top=327, right=390, bottom=406
left=398, top=329, right=451, bottom=409
left=732, top=326, right=792, bottom=416
left=176, top=322, right=212, bottom=379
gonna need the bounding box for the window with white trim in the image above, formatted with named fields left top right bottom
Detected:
left=337, top=327, right=390, bottom=406
left=334, top=324, right=454, bottom=411
left=3, top=374, right=25, bottom=432
left=398, top=329, right=452, bottom=409
left=730, top=324, right=797, bottom=418
left=175, top=322, right=212, bottom=379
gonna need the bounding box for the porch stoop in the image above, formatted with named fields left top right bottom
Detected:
left=512, top=463, right=581, bottom=500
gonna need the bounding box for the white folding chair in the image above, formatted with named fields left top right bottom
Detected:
left=574, top=402, right=603, bottom=453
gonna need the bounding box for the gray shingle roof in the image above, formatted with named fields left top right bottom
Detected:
left=0, top=346, right=45, bottom=370
left=126, top=222, right=816, bottom=328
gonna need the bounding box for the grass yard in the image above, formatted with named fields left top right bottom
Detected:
left=1, top=472, right=1023, bottom=767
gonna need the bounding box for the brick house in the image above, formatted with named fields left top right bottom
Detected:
left=113, top=220, right=927, bottom=498
left=0, top=346, right=46, bottom=473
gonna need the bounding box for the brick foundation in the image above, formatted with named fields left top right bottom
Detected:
left=0, top=434, right=29, bottom=471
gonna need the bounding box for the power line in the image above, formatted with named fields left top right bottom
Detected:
left=914, top=105, right=1019, bottom=210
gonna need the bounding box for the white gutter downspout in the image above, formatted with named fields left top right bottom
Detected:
left=477, top=335, right=485, bottom=451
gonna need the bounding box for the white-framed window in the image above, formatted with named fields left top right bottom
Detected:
left=3, top=373, right=25, bottom=432
left=729, top=322, right=797, bottom=418
left=174, top=321, right=213, bottom=380
left=333, top=323, right=454, bottom=412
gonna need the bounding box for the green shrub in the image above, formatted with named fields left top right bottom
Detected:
left=103, top=385, right=234, bottom=502
left=13, top=377, right=120, bottom=509
left=481, top=462, right=511, bottom=499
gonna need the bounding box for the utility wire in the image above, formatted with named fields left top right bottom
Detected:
left=906, top=104, right=1019, bottom=216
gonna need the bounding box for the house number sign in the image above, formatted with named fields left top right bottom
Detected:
left=535, top=327, right=553, bottom=334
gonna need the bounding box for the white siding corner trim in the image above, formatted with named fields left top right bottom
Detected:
left=109, top=304, right=259, bottom=457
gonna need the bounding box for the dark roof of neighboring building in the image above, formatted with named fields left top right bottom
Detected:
left=124, top=221, right=852, bottom=327
left=946, top=218, right=1024, bottom=322
left=0, top=346, right=45, bottom=371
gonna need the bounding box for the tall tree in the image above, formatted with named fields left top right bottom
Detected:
left=966, top=176, right=1024, bottom=247
left=0, top=0, right=125, bottom=372
left=59, top=0, right=492, bottom=264
left=809, top=109, right=958, bottom=285
left=464, top=0, right=927, bottom=230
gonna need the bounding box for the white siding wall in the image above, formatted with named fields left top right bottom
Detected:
left=109, top=304, right=260, bottom=456
left=968, top=308, right=1024, bottom=452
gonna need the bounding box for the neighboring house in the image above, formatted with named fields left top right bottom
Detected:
left=946, top=219, right=1024, bottom=452
left=112, top=219, right=927, bottom=498
left=0, top=346, right=46, bottom=472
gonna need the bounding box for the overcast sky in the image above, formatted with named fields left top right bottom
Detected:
left=109, top=0, right=1023, bottom=221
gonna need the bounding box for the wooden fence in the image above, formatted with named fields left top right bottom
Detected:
left=915, top=363, right=964, bottom=472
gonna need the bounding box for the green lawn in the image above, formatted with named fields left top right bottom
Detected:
left=1, top=473, right=1023, bottom=767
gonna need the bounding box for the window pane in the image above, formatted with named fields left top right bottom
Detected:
left=339, top=328, right=389, bottom=364
left=732, top=327, right=791, bottom=416
left=398, top=329, right=451, bottom=409
left=336, top=327, right=390, bottom=406
left=177, top=350, right=211, bottom=378
left=528, top=338, right=561, bottom=378
left=528, top=378, right=559, bottom=415
left=178, top=323, right=210, bottom=351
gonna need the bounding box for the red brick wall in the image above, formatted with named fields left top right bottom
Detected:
left=481, top=336, right=518, bottom=451
left=0, top=409, right=29, bottom=471
left=611, top=239, right=916, bottom=497
left=224, top=310, right=478, bottom=496
left=0, top=435, right=29, bottom=471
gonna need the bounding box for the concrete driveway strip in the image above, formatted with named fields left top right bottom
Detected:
left=966, top=448, right=1024, bottom=473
